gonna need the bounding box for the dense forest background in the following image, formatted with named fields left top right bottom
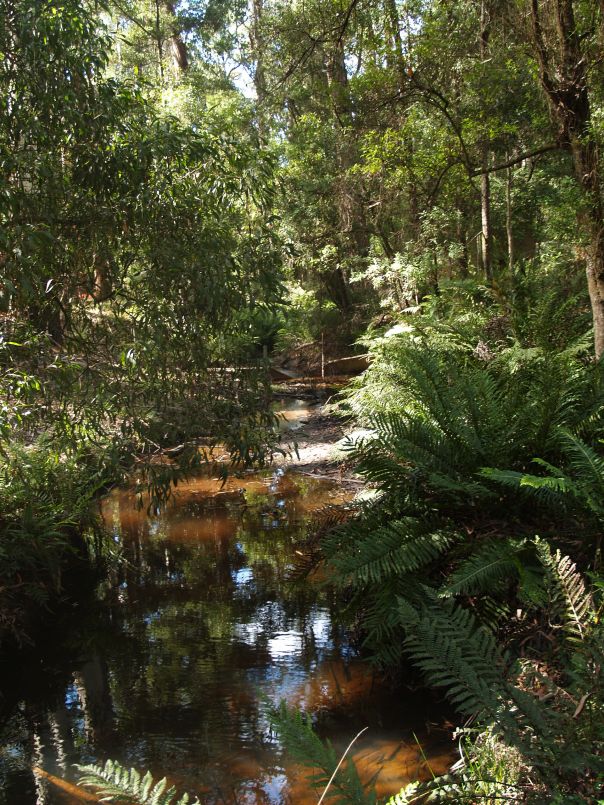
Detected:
left=2, top=0, right=604, bottom=802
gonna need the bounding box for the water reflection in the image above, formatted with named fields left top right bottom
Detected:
left=0, top=468, right=452, bottom=804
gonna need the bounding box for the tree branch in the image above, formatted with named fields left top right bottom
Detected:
left=337, top=0, right=362, bottom=47
left=469, top=144, right=560, bottom=176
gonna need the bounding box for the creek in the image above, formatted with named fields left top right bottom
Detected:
left=0, top=401, right=453, bottom=804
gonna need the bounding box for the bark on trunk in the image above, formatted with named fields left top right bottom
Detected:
left=250, top=0, right=268, bottom=139
left=529, top=0, right=604, bottom=356
left=324, top=40, right=369, bottom=309
left=480, top=154, right=492, bottom=282
left=456, top=211, right=470, bottom=278
left=573, top=140, right=604, bottom=358
left=506, top=159, right=515, bottom=275
left=479, top=0, right=493, bottom=283
left=164, top=1, right=188, bottom=73
left=385, top=0, right=420, bottom=241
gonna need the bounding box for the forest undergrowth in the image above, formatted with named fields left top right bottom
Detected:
left=279, top=275, right=604, bottom=803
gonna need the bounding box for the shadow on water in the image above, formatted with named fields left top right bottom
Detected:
left=0, top=463, right=454, bottom=804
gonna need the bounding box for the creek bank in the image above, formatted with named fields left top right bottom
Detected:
left=271, top=379, right=366, bottom=484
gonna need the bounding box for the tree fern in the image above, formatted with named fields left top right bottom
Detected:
left=75, top=760, right=201, bottom=804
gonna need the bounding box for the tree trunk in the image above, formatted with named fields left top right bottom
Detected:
left=573, top=139, right=604, bottom=358
left=384, top=0, right=406, bottom=85
left=385, top=0, right=420, bottom=241
left=506, top=157, right=515, bottom=275
left=324, top=40, right=369, bottom=309
left=529, top=0, right=604, bottom=356
left=250, top=0, right=268, bottom=139
left=164, top=1, right=188, bottom=73
left=456, top=211, right=470, bottom=278
left=479, top=0, right=493, bottom=283
left=480, top=154, right=492, bottom=282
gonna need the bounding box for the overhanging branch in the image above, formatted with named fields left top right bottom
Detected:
left=469, top=144, right=560, bottom=176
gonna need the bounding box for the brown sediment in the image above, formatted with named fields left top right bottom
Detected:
left=102, top=468, right=354, bottom=543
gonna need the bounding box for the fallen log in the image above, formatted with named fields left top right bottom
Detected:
left=323, top=355, right=370, bottom=375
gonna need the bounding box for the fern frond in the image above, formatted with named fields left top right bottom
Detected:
left=442, top=539, right=531, bottom=598
left=558, top=430, right=604, bottom=513
left=536, top=541, right=593, bottom=642
left=75, top=760, right=200, bottom=804
left=387, top=773, right=484, bottom=804
left=397, top=590, right=507, bottom=717
left=329, top=517, right=457, bottom=586
left=480, top=466, right=570, bottom=508
left=361, top=576, right=425, bottom=665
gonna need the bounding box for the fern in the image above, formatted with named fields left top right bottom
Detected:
left=397, top=590, right=507, bottom=718
left=387, top=772, right=498, bottom=804
left=483, top=432, right=604, bottom=534
left=75, top=760, right=201, bottom=804
left=328, top=517, right=458, bottom=586
left=441, top=539, right=531, bottom=598
left=268, top=702, right=376, bottom=805
left=537, top=541, right=594, bottom=643
left=558, top=431, right=604, bottom=518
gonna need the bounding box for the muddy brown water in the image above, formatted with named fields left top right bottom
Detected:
left=0, top=413, right=453, bottom=804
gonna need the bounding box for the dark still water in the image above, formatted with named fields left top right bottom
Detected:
left=0, top=468, right=453, bottom=804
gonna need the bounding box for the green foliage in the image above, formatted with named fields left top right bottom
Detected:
left=483, top=431, right=604, bottom=563
left=0, top=438, right=115, bottom=643
left=76, top=759, right=201, bottom=804
left=305, top=329, right=604, bottom=800
left=1, top=0, right=284, bottom=459
left=397, top=589, right=510, bottom=721
left=268, top=701, right=376, bottom=805
left=278, top=551, right=602, bottom=804
left=391, top=550, right=604, bottom=802
left=317, top=343, right=604, bottom=670
left=0, top=0, right=284, bottom=638
left=537, top=540, right=595, bottom=644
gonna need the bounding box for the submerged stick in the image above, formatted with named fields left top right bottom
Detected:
left=33, top=767, right=99, bottom=802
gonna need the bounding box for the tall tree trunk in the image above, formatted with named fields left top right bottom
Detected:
left=480, top=154, right=492, bottom=282
left=479, top=0, right=493, bottom=282
left=155, top=0, right=164, bottom=79
left=506, top=157, right=515, bottom=275
left=529, top=0, right=604, bottom=356
left=384, top=0, right=406, bottom=85
left=573, top=139, right=604, bottom=357
left=456, top=209, right=470, bottom=278
left=164, top=1, right=188, bottom=73
left=250, top=0, right=268, bottom=139
left=324, top=40, right=369, bottom=309
left=385, top=0, right=420, bottom=241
